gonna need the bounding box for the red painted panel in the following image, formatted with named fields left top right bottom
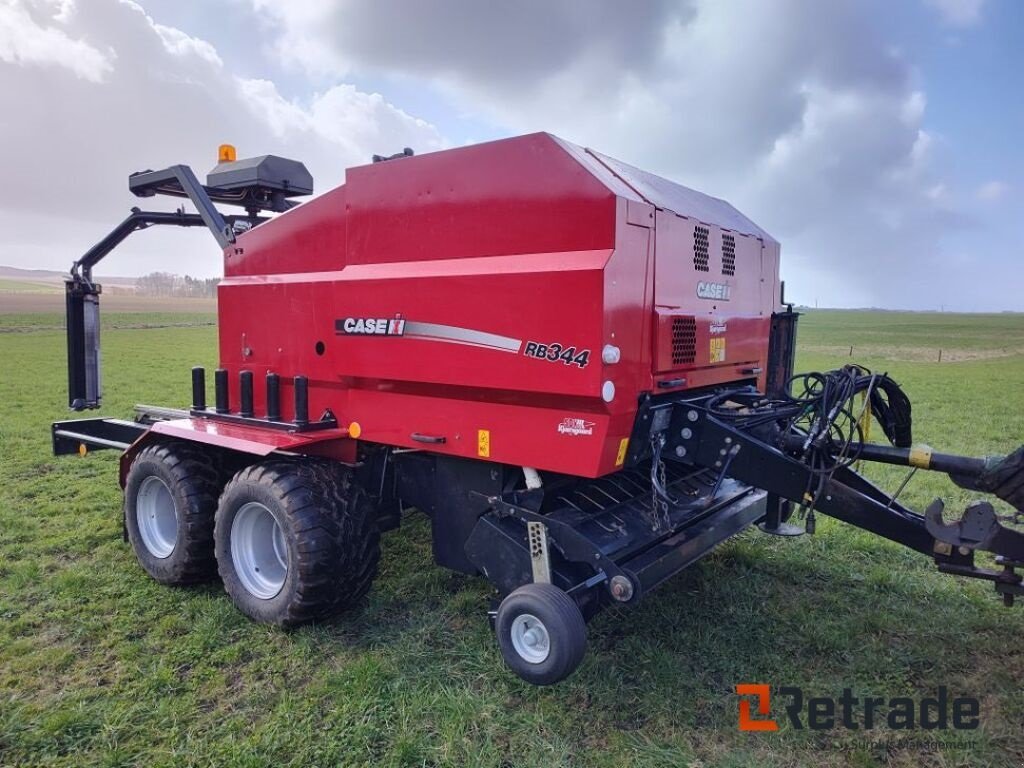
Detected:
left=205, top=133, right=780, bottom=477
left=345, top=133, right=616, bottom=265
left=226, top=186, right=348, bottom=277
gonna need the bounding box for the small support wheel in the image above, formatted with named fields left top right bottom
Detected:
left=495, top=583, right=587, bottom=685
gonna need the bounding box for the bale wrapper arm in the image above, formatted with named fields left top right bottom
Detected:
left=63, top=153, right=306, bottom=410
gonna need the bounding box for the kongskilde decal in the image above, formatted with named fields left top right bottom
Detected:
left=557, top=418, right=595, bottom=436
left=524, top=341, right=591, bottom=368
left=696, top=281, right=731, bottom=301
left=336, top=317, right=406, bottom=336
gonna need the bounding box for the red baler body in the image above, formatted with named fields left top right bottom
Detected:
left=213, top=133, right=781, bottom=477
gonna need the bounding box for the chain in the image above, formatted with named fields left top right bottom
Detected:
left=656, top=455, right=671, bottom=529
left=647, top=434, right=672, bottom=532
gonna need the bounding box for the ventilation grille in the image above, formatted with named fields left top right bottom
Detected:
left=693, top=225, right=710, bottom=272
left=671, top=316, right=697, bottom=365
left=722, top=233, right=736, bottom=276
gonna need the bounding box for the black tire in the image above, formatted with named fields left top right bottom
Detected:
left=214, top=459, right=379, bottom=627
left=495, top=583, right=587, bottom=685
left=124, top=440, right=223, bottom=585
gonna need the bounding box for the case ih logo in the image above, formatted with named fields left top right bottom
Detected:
left=336, top=317, right=406, bottom=336
left=557, top=418, right=595, bottom=436
left=736, top=685, right=980, bottom=732
left=696, top=281, right=731, bottom=301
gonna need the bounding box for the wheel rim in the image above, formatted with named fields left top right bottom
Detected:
left=136, top=475, right=177, bottom=559
left=510, top=613, right=551, bottom=664
left=231, top=502, right=288, bottom=599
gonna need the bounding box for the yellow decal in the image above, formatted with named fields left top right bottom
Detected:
left=909, top=445, right=933, bottom=469
left=710, top=337, right=726, bottom=363
left=477, top=429, right=491, bottom=458
left=615, top=437, right=630, bottom=467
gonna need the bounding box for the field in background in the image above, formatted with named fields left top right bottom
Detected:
left=0, top=267, right=216, bottom=316
left=1, top=309, right=1022, bottom=767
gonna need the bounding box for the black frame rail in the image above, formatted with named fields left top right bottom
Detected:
left=644, top=392, right=1024, bottom=605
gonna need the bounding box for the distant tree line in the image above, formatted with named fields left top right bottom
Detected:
left=135, top=272, right=219, bottom=298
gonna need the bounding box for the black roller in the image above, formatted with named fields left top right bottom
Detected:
left=191, top=367, right=206, bottom=411
left=294, top=375, right=309, bottom=426
left=214, top=369, right=229, bottom=414
left=266, top=373, right=280, bottom=421
left=239, top=371, right=254, bottom=418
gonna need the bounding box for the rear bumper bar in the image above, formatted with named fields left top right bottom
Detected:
left=52, top=418, right=147, bottom=455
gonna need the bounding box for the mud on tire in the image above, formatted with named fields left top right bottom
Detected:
left=214, top=459, right=380, bottom=627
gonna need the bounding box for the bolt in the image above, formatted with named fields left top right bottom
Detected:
left=725, top=437, right=732, bottom=444
left=609, top=575, right=634, bottom=602
left=959, top=546, right=971, bottom=556
left=675, top=446, right=687, bottom=458
left=715, top=461, right=722, bottom=468
left=719, top=448, right=727, bottom=456
left=687, top=410, right=699, bottom=422
left=681, top=428, right=693, bottom=439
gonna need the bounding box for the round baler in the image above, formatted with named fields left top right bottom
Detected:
left=53, top=134, right=1024, bottom=684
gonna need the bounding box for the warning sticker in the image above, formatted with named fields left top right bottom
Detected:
left=710, top=337, right=726, bottom=363
left=477, top=429, right=490, bottom=457
left=615, top=438, right=630, bottom=466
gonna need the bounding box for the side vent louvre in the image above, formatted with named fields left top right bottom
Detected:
left=671, top=316, right=697, bottom=365
left=693, top=225, right=710, bottom=272
left=722, top=233, right=736, bottom=276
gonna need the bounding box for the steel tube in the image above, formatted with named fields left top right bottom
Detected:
left=214, top=368, right=229, bottom=414
left=294, top=375, right=309, bottom=426
left=191, top=367, right=206, bottom=411
left=266, top=373, right=280, bottom=421
left=239, top=370, right=254, bottom=418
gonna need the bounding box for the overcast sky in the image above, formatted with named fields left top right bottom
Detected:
left=0, top=0, right=1020, bottom=310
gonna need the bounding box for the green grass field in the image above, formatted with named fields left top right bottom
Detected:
left=0, top=280, right=60, bottom=294
left=1, top=310, right=1022, bottom=767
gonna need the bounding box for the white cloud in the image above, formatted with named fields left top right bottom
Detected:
left=924, top=0, right=986, bottom=26
left=153, top=23, right=223, bottom=68
left=0, top=0, right=444, bottom=277
left=250, top=0, right=967, bottom=309
left=0, top=0, right=115, bottom=82
left=976, top=180, right=1009, bottom=201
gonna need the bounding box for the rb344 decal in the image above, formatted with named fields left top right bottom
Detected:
left=523, top=341, right=591, bottom=368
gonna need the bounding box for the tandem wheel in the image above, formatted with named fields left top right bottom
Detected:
left=124, top=441, right=223, bottom=585
left=495, top=583, right=587, bottom=685
left=214, top=458, right=380, bottom=626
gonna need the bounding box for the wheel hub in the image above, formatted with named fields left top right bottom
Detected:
left=136, top=475, right=177, bottom=559
left=510, top=613, right=550, bottom=664
left=231, top=502, right=288, bottom=599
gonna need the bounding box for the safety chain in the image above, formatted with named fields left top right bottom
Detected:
left=647, top=433, right=673, bottom=532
